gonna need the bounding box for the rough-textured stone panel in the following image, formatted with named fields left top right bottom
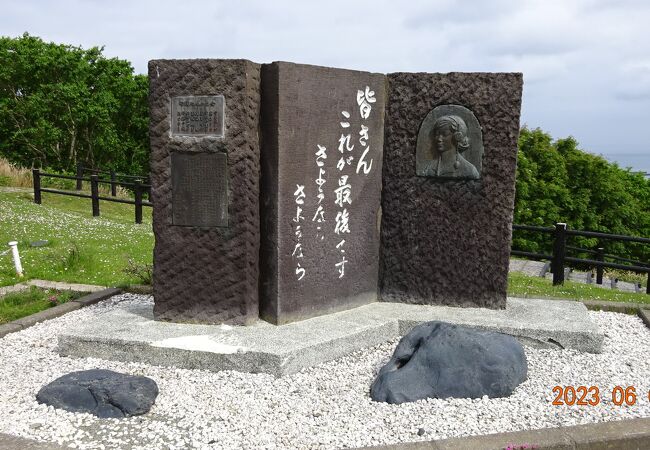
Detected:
left=380, top=72, right=523, bottom=308
left=149, top=59, right=261, bottom=325
left=260, top=62, right=387, bottom=324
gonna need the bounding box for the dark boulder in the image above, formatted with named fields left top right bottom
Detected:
left=36, top=369, right=158, bottom=418
left=370, top=321, right=527, bottom=404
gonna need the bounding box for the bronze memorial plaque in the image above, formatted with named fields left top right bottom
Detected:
left=171, top=95, right=225, bottom=137
left=415, top=104, right=484, bottom=180
left=171, top=152, right=228, bottom=227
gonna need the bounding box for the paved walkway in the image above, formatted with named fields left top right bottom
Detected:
left=509, top=258, right=644, bottom=293
left=2, top=417, right=649, bottom=450
left=0, top=280, right=106, bottom=298
left=0, top=186, right=32, bottom=193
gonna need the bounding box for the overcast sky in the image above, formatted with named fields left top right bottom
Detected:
left=3, top=0, right=649, bottom=165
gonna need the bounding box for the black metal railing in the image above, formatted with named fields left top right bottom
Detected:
left=75, top=163, right=151, bottom=198
left=32, top=169, right=152, bottom=224
left=512, top=223, right=649, bottom=294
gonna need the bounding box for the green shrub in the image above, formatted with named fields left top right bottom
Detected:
left=514, top=128, right=650, bottom=264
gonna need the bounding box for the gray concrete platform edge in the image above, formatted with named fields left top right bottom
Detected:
left=57, top=297, right=605, bottom=377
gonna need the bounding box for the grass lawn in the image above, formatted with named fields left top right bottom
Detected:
left=0, top=286, right=86, bottom=324
left=508, top=271, right=650, bottom=305
left=0, top=190, right=153, bottom=288
left=1, top=187, right=648, bottom=307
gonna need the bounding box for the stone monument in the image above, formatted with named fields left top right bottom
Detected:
left=259, top=62, right=386, bottom=324
left=149, top=59, right=261, bottom=325
left=149, top=60, right=522, bottom=325
left=55, top=61, right=605, bottom=377
left=380, top=73, right=523, bottom=308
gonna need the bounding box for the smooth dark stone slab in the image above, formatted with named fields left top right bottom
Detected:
left=150, top=59, right=261, bottom=325
left=380, top=72, right=523, bottom=308
left=36, top=369, right=158, bottom=418
left=259, top=62, right=386, bottom=324
left=370, top=321, right=528, bottom=404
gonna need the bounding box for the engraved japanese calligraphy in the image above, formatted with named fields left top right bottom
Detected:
left=171, top=95, right=225, bottom=137
left=259, top=62, right=385, bottom=324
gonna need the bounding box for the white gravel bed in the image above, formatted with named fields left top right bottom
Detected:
left=0, top=293, right=648, bottom=450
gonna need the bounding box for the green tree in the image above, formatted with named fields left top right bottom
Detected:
left=0, top=33, right=148, bottom=175
left=513, top=128, right=572, bottom=254
left=514, top=127, right=650, bottom=263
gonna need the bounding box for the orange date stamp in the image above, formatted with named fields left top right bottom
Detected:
left=551, top=386, right=649, bottom=406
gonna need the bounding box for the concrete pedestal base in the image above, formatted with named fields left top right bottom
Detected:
left=58, top=297, right=603, bottom=377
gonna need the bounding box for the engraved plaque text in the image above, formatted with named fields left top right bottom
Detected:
left=171, top=95, right=224, bottom=137
left=171, top=152, right=228, bottom=227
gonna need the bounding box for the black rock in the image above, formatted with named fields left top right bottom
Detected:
left=36, top=369, right=158, bottom=418
left=370, top=321, right=527, bottom=404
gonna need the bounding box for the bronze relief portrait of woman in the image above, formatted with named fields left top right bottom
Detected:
left=416, top=105, right=483, bottom=180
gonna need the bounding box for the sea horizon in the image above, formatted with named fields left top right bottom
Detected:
left=593, top=152, right=650, bottom=175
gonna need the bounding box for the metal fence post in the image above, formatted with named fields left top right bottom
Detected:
left=110, top=170, right=117, bottom=197
left=76, top=163, right=83, bottom=190
left=596, top=247, right=604, bottom=285
left=90, top=174, right=100, bottom=217
left=32, top=169, right=41, bottom=204
left=134, top=179, right=143, bottom=224
left=552, top=222, right=567, bottom=285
